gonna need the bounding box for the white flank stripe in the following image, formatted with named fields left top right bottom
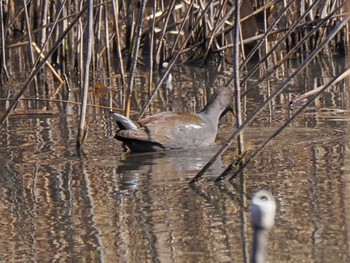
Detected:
left=184, top=124, right=202, bottom=129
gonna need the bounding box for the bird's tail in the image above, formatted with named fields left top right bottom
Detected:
left=110, top=112, right=138, bottom=130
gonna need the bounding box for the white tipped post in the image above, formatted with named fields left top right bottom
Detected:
left=251, top=190, right=276, bottom=263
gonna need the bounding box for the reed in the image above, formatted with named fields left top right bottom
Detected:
left=0, top=4, right=87, bottom=126
left=76, top=0, right=94, bottom=149
left=124, top=0, right=147, bottom=118
left=1, top=1, right=346, bottom=78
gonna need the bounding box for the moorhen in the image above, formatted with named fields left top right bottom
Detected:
left=111, top=88, right=233, bottom=152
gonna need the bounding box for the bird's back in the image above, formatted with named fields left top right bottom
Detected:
left=116, top=112, right=218, bottom=151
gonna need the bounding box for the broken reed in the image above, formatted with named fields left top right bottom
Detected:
left=0, top=0, right=348, bottom=84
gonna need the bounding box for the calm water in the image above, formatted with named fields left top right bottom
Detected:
left=1, top=56, right=350, bottom=262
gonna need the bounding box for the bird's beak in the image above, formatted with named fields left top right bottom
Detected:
left=220, top=105, right=235, bottom=119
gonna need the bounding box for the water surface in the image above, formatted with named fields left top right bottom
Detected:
left=1, top=58, right=350, bottom=262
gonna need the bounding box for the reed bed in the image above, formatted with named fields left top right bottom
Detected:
left=0, top=0, right=349, bottom=179
left=0, top=1, right=347, bottom=81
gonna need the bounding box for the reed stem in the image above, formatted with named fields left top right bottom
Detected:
left=124, top=0, right=147, bottom=118
left=77, top=0, right=93, bottom=148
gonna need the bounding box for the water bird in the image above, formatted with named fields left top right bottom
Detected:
left=251, top=190, right=276, bottom=263
left=111, top=88, right=233, bottom=152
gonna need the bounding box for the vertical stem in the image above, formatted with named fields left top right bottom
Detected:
left=233, top=0, right=244, bottom=154
left=240, top=194, right=249, bottom=263
left=234, top=3, right=246, bottom=261
left=36, top=0, right=66, bottom=67
left=40, top=0, right=48, bottom=49
left=124, top=0, right=147, bottom=118
left=104, top=4, right=111, bottom=73
left=104, top=3, right=113, bottom=110
left=77, top=0, right=93, bottom=148
left=96, top=3, right=103, bottom=68
left=138, top=0, right=215, bottom=119
left=233, top=7, right=248, bottom=262
left=155, top=0, right=176, bottom=67
left=60, top=0, right=68, bottom=76
left=0, top=0, right=10, bottom=80
left=67, top=0, right=74, bottom=75
left=238, top=19, right=246, bottom=68
left=170, top=0, right=195, bottom=56
left=112, top=0, right=126, bottom=85
left=263, top=0, right=269, bottom=66
left=78, top=1, right=84, bottom=87
left=148, top=0, right=157, bottom=95
left=23, top=0, right=39, bottom=96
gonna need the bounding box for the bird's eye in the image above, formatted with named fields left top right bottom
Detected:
left=260, top=195, right=268, bottom=201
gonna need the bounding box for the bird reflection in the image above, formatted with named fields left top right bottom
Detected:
left=116, top=147, right=224, bottom=190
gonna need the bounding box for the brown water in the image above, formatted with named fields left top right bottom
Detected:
left=1, top=57, right=350, bottom=262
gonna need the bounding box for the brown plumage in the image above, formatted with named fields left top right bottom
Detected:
left=112, top=88, right=233, bottom=152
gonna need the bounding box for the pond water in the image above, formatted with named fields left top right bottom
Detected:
left=1, top=55, right=350, bottom=262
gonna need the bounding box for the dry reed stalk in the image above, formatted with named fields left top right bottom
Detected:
left=256, top=4, right=345, bottom=85
left=30, top=0, right=66, bottom=81
left=23, top=0, right=39, bottom=96
left=148, top=0, right=157, bottom=94
left=138, top=0, right=215, bottom=119
left=112, top=0, right=126, bottom=85
left=97, top=31, right=116, bottom=62
left=238, top=11, right=246, bottom=66
left=199, top=0, right=211, bottom=55
left=125, top=10, right=135, bottom=70
left=32, top=42, right=64, bottom=83
left=315, top=0, right=338, bottom=46
left=233, top=0, right=243, bottom=150
left=155, top=0, right=177, bottom=68
left=63, top=1, right=70, bottom=75
left=78, top=22, right=83, bottom=84
left=40, top=0, right=48, bottom=49
left=0, top=96, right=124, bottom=112
left=219, top=0, right=228, bottom=68
left=241, top=0, right=281, bottom=23
left=77, top=0, right=93, bottom=148
left=104, top=4, right=111, bottom=73
left=0, top=1, right=9, bottom=80
left=240, top=1, right=294, bottom=71
left=203, top=0, right=232, bottom=60
left=4, top=1, right=93, bottom=45
left=96, top=3, right=103, bottom=68
left=170, top=1, right=195, bottom=56
left=240, top=0, right=320, bottom=87
left=124, top=0, right=147, bottom=118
